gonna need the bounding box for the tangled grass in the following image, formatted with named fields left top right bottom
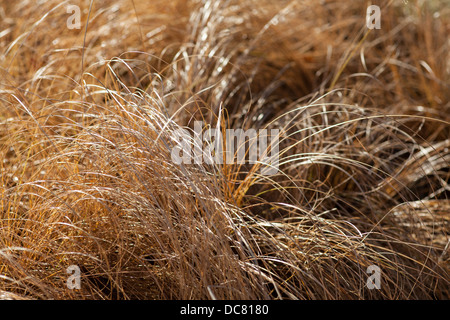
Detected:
left=0, top=0, right=448, bottom=299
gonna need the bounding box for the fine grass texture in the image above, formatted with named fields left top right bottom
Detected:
left=0, top=0, right=449, bottom=299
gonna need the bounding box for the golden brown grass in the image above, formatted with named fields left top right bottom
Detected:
left=0, top=0, right=448, bottom=299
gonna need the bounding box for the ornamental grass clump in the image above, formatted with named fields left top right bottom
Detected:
left=0, top=0, right=448, bottom=299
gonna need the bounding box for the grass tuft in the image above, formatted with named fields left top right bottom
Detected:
left=0, top=0, right=448, bottom=299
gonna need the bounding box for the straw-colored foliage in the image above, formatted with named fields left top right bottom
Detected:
left=0, top=0, right=448, bottom=299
